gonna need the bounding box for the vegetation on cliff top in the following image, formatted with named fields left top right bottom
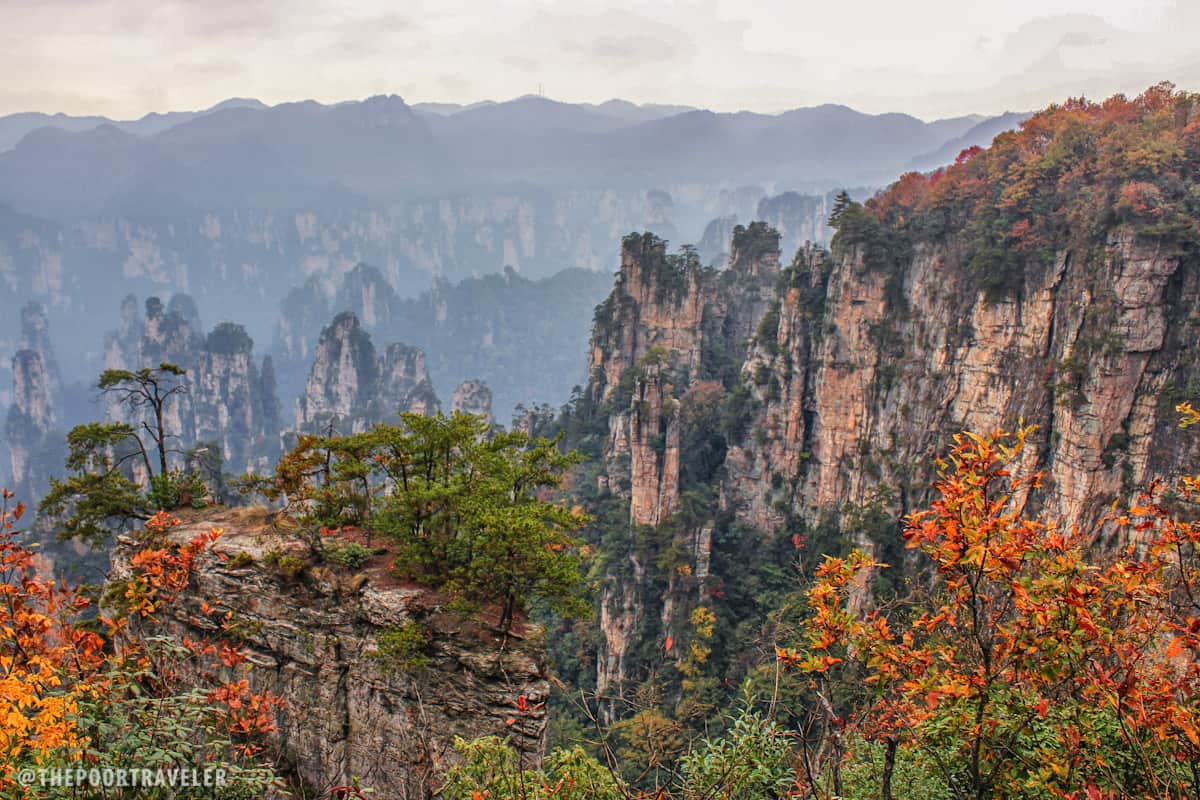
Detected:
left=242, top=411, right=589, bottom=633
left=39, top=364, right=209, bottom=548
left=836, top=82, right=1200, bottom=300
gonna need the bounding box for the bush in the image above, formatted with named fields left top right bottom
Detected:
left=147, top=468, right=208, bottom=511
left=263, top=549, right=307, bottom=581
left=679, top=708, right=794, bottom=800
left=373, top=621, right=430, bottom=672
left=324, top=541, right=374, bottom=569
left=441, top=736, right=622, bottom=800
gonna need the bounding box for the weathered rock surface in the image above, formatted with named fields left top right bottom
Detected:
left=583, top=221, right=1200, bottom=708
left=450, top=379, right=493, bottom=424
left=296, top=311, right=439, bottom=434
left=5, top=303, right=63, bottom=495
left=110, top=508, right=548, bottom=799
left=586, top=225, right=780, bottom=704
left=102, top=295, right=281, bottom=475
left=723, top=228, right=1200, bottom=533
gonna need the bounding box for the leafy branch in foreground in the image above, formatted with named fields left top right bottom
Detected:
left=782, top=424, right=1200, bottom=799
left=1, top=496, right=285, bottom=798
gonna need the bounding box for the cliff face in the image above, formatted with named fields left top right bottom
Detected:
left=110, top=509, right=548, bottom=799
left=296, top=312, right=439, bottom=434
left=103, top=295, right=281, bottom=475
left=450, top=379, right=493, bottom=424
left=0, top=185, right=723, bottom=388
left=723, top=229, right=1200, bottom=533
left=193, top=325, right=283, bottom=473
left=5, top=303, right=63, bottom=495
left=581, top=217, right=1200, bottom=709
left=585, top=226, right=781, bottom=703
left=590, top=226, right=780, bottom=523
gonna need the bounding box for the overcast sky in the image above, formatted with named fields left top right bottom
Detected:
left=3, top=0, right=1198, bottom=120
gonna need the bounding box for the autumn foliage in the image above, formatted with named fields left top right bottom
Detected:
left=0, top=490, right=102, bottom=779
left=783, top=416, right=1200, bottom=799
left=0, top=502, right=282, bottom=797
left=872, top=83, right=1200, bottom=241
left=832, top=83, right=1200, bottom=303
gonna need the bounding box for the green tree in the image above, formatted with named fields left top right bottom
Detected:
left=373, top=413, right=588, bottom=630
left=97, top=363, right=188, bottom=478
left=259, top=412, right=589, bottom=632
left=827, top=190, right=854, bottom=228
left=40, top=363, right=200, bottom=547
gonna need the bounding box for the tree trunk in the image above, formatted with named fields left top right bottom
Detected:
left=881, top=737, right=897, bottom=800
left=154, top=402, right=168, bottom=477
left=499, top=594, right=516, bottom=633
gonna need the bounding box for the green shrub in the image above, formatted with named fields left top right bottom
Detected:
left=263, top=549, right=306, bottom=581
left=147, top=468, right=208, bottom=510
left=373, top=620, right=431, bottom=672
left=679, top=708, right=794, bottom=800
left=324, top=541, right=374, bottom=569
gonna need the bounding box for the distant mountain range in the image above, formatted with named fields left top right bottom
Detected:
left=0, top=94, right=1027, bottom=220
left=0, top=91, right=1032, bottom=427
left=0, top=98, right=267, bottom=152
left=908, top=111, right=1034, bottom=171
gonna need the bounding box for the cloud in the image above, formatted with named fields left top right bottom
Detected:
left=434, top=73, right=471, bottom=93
left=1, top=0, right=1197, bottom=119
left=501, top=55, right=540, bottom=73
left=320, top=13, right=423, bottom=57
left=584, top=34, right=683, bottom=67
left=523, top=8, right=695, bottom=70
left=1058, top=31, right=1105, bottom=47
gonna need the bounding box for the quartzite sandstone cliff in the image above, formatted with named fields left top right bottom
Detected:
left=584, top=221, right=1200, bottom=705
left=110, top=509, right=548, bottom=799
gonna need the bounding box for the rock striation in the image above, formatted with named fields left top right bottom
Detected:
left=581, top=218, right=1200, bottom=710
left=722, top=229, right=1200, bottom=534
left=585, top=225, right=781, bottom=702
left=295, top=311, right=439, bottom=434
left=109, top=509, right=548, bottom=799
left=5, top=303, right=63, bottom=496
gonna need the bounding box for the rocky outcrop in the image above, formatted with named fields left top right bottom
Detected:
left=755, top=191, right=836, bottom=257
left=380, top=344, right=440, bottom=420
left=723, top=228, right=1200, bottom=534
left=296, top=312, right=439, bottom=434
left=581, top=217, right=1200, bottom=710
left=626, top=365, right=679, bottom=527
left=338, top=263, right=397, bottom=330
left=586, top=226, right=781, bottom=705
left=5, top=303, right=63, bottom=495
left=110, top=509, right=548, bottom=799
left=697, top=192, right=835, bottom=269
left=511, top=403, right=556, bottom=437
left=450, top=380, right=493, bottom=424
left=193, top=324, right=282, bottom=473
left=6, top=352, right=59, bottom=494
left=276, top=279, right=330, bottom=366
left=590, top=226, right=780, bottom=516
left=102, top=295, right=281, bottom=475
left=588, top=233, right=709, bottom=406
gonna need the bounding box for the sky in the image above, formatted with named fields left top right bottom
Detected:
left=3, top=0, right=1199, bottom=120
